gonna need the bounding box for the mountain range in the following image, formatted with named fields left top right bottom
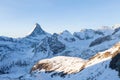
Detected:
left=0, top=23, right=120, bottom=80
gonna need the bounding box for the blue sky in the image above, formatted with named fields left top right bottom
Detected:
left=0, top=0, right=120, bottom=37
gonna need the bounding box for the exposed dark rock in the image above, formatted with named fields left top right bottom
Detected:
left=73, top=29, right=104, bottom=40
left=39, top=38, right=48, bottom=52
left=73, top=33, right=84, bottom=40
left=51, top=72, right=67, bottom=78
left=30, top=56, right=86, bottom=76
left=32, top=37, right=49, bottom=53
left=109, top=53, right=120, bottom=77
left=0, top=37, right=13, bottom=42
left=112, top=27, right=120, bottom=35
left=32, top=34, right=65, bottom=54
left=64, top=38, right=76, bottom=42
left=95, top=31, right=104, bottom=35
left=48, top=33, right=65, bottom=54
left=28, top=23, right=46, bottom=37
left=60, top=30, right=76, bottom=42
left=30, top=61, right=53, bottom=73
left=89, top=35, right=111, bottom=47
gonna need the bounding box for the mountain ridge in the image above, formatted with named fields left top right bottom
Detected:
left=1, top=23, right=120, bottom=80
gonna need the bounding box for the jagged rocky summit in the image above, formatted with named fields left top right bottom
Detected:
left=28, top=23, right=46, bottom=37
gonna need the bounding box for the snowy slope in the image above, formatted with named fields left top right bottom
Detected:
left=31, top=56, right=86, bottom=74
left=28, top=42, right=120, bottom=80
left=0, top=23, right=120, bottom=80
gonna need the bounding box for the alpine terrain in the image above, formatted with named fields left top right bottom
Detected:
left=1, top=23, right=120, bottom=80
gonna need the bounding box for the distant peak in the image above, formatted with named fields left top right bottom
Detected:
left=63, top=30, right=70, bottom=33
left=33, top=23, right=43, bottom=32
left=112, top=24, right=120, bottom=29
left=35, top=23, right=41, bottom=28
left=98, top=26, right=111, bottom=30
left=35, top=23, right=39, bottom=26
left=28, top=23, right=46, bottom=37
left=61, top=30, right=71, bottom=35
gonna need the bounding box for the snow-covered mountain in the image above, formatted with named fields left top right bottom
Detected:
left=0, top=23, right=120, bottom=80
left=28, top=42, right=120, bottom=80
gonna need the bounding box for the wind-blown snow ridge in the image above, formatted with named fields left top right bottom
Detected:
left=31, top=56, right=86, bottom=74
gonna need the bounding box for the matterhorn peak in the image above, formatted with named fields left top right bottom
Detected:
left=28, top=23, right=46, bottom=37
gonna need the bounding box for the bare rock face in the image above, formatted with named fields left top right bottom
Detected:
left=60, top=30, right=76, bottom=42
left=89, top=35, right=111, bottom=47
left=112, top=27, right=120, bottom=35
left=48, top=33, right=66, bottom=54
left=110, top=53, right=120, bottom=77
left=87, top=43, right=120, bottom=67
left=31, top=61, right=53, bottom=72
left=32, top=37, right=50, bottom=53
left=32, top=33, right=66, bottom=54
left=0, top=37, right=14, bottom=42
left=73, top=29, right=104, bottom=40
left=109, top=46, right=120, bottom=77
left=28, top=23, right=46, bottom=37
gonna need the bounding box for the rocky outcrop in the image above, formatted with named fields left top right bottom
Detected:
left=32, top=37, right=49, bottom=53
left=87, top=43, right=120, bottom=67
left=112, top=27, right=120, bottom=35
left=94, top=31, right=104, bottom=35
left=33, top=33, right=65, bottom=54
left=0, top=37, right=14, bottom=42
left=109, top=43, right=120, bottom=77
left=31, top=42, right=120, bottom=78
left=48, top=33, right=66, bottom=54
left=89, top=35, right=111, bottom=47
left=73, top=29, right=104, bottom=40
left=60, top=30, right=76, bottom=42
left=28, top=23, right=46, bottom=37
left=30, top=56, right=86, bottom=75
left=110, top=54, right=120, bottom=76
